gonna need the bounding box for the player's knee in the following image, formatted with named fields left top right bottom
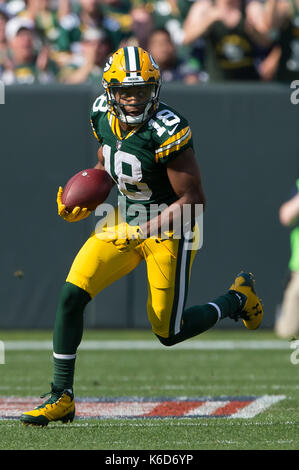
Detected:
left=58, top=282, right=91, bottom=316
left=149, top=309, right=177, bottom=347
left=155, top=334, right=177, bottom=347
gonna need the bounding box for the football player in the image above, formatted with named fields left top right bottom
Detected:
left=20, top=46, right=263, bottom=426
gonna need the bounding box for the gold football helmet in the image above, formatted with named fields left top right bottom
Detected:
left=102, top=46, right=161, bottom=125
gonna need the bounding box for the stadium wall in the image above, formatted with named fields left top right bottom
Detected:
left=0, top=83, right=298, bottom=329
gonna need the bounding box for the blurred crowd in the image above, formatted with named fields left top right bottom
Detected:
left=0, top=0, right=298, bottom=85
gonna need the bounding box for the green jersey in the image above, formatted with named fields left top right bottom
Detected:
left=90, top=94, right=193, bottom=224
left=204, top=12, right=259, bottom=81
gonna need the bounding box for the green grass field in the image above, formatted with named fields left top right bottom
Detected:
left=0, top=328, right=298, bottom=451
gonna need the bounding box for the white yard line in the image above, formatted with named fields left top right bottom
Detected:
left=1, top=339, right=291, bottom=351
left=231, top=395, right=286, bottom=418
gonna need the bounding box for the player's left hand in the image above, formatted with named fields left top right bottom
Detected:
left=97, top=222, right=145, bottom=252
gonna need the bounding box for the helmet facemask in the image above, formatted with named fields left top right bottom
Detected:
left=105, top=82, right=161, bottom=125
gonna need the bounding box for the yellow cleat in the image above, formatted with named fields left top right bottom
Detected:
left=20, top=383, right=75, bottom=427
left=229, top=272, right=263, bottom=330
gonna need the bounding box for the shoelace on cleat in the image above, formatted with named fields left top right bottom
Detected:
left=35, top=386, right=63, bottom=409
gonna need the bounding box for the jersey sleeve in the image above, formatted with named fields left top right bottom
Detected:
left=152, top=104, right=194, bottom=165
left=90, top=93, right=108, bottom=144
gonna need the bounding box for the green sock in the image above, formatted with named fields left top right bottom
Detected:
left=157, top=292, right=245, bottom=346
left=53, top=357, right=76, bottom=391
left=208, top=291, right=245, bottom=319
left=52, top=282, right=91, bottom=390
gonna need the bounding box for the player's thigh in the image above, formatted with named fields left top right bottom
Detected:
left=66, top=232, right=143, bottom=299
left=145, top=230, right=198, bottom=338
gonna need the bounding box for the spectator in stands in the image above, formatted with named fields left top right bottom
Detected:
left=69, top=0, right=123, bottom=50
left=137, top=0, right=184, bottom=41
left=263, top=0, right=299, bottom=82
left=147, top=27, right=201, bottom=83
left=2, top=0, right=25, bottom=17
left=182, top=0, right=272, bottom=81
left=97, top=0, right=132, bottom=38
left=78, top=0, right=108, bottom=31
left=275, top=180, right=299, bottom=338
left=1, top=16, right=57, bottom=84
left=59, top=27, right=112, bottom=83
left=128, top=5, right=154, bottom=49
left=16, top=0, right=74, bottom=66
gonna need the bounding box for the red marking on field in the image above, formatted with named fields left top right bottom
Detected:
left=145, top=401, right=203, bottom=417
left=212, top=401, right=249, bottom=416
left=0, top=396, right=285, bottom=420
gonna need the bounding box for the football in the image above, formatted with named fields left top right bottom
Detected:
left=62, top=168, right=112, bottom=211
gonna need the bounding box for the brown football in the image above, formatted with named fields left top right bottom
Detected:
left=61, top=168, right=112, bottom=211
